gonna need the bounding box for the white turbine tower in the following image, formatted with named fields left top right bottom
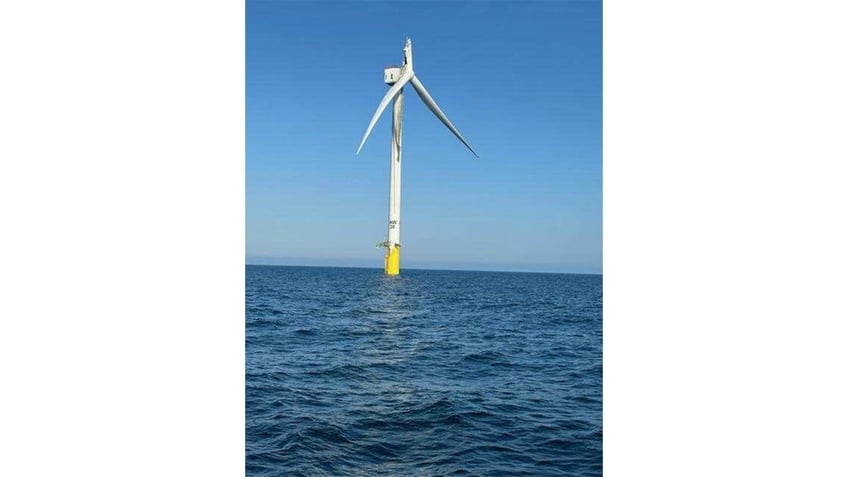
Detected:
left=357, top=38, right=478, bottom=275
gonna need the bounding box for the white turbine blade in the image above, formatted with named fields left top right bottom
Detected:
left=356, top=68, right=415, bottom=155
left=409, top=76, right=478, bottom=158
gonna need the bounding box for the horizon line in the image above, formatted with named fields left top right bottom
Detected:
left=244, top=260, right=602, bottom=276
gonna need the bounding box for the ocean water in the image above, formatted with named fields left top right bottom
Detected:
left=246, top=265, right=602, bottom=476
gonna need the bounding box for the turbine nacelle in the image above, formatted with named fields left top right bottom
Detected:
left=384, top=66, right=403, bottom=85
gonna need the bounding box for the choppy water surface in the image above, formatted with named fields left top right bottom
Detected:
left=246, top=265, right=602, bottom=476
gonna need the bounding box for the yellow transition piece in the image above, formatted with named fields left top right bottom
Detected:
left=384, top=245, right=400, bottom=275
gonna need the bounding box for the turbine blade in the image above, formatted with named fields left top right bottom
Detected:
left=356, top=69, right=415, bottom=155
left=409, top=76, right=478, bottom=157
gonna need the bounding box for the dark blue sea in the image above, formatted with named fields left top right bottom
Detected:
left=246, top=265, right=602, bottom=476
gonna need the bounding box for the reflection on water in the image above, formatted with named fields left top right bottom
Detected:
left=354, top=274, right=422, bottom=391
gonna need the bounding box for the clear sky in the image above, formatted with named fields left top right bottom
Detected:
left=246, top=0, right=602, bottom=274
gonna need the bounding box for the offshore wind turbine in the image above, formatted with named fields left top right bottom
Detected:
left=356, top=38, right=478, bottom=275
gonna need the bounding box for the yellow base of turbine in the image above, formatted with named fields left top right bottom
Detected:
left=384, top=245, right=400, bottom=275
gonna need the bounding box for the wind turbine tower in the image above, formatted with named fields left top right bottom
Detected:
left=357, top=38, right=478, bottom=275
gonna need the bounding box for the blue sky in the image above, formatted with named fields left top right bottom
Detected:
left=246, top=1, right=602, bottom=274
